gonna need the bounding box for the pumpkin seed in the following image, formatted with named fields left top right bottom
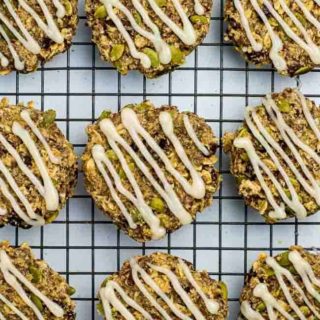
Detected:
left=143, top=48, right=160, bottom=68
left=97, top=302, right=105, bottom=315
left=190, top=15, right=209, bottom=24
left=67, top=286, right=76, bottom=296
left=238, top=127, right=249, bottom=137
left=294, top=66, right=312, bottom=76
left=41, top=109, right=56, bottom=127
left=94, top=5, right=107, bottom=19
left=295, top=13, right=307, bottom=26
left=277, top=99, right=290, bottom=113
left=99, top=110, right=112, bottom=120
left=300, top=306, right=310, bottom=316
left=150, top=197, right=165, bottom=212
left=46, top=211, right=59, bottom=224
left=256, top=302, right=266, bottom=312
left=64, top=1, right=73, bottom=15
left=219, top=282, right=228, bottom=300
left=106, top=149, right=118, bottom=161
left=133, top=11, right=142, bottom=25
left=170, top=46, right=185, bottom=65
left=29, top=266, right=42, bottom=283
left=111, top=44, right=125, bottom=62
left=31, top=294, right=43, bottom=311
left=156, top=0, right=167, bottom=6
left=278, top=251, right=291, bottom=267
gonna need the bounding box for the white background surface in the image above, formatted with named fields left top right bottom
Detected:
left=1, top=0, right=320, bottom=318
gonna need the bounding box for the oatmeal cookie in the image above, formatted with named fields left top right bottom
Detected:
left=223, top=88, right=320, bottom=223
left=97, top=252, right=228, bottom=319
left=0, top=241, right=76, bottom=319
left=239, top=246, right=320, bottom=320
left=0, top=98, right=78, bottom=228
left=224, top=0, right=320, bottom=76
left=85, top=0, right=212, bottom=78
left=0, top=0, right=78, bottom=75
left=82, top=101, right=220, bottom=242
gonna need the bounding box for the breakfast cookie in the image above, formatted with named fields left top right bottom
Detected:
left=97, top=252, right=228, bottom=319
left=0, top=0, right=78, bottom=74
left=223, top=88, right=320, bottom=223
left=0, top=98, right=78, bottom=228
left=239, top=246, right=320, bottom=320
left=224, top=0, right=320, bottom=76
left=0, top=241, right=76, bottom=319
left=85, top=0, right=212, bottom=78
left=82, top=101, right=220, bottom=242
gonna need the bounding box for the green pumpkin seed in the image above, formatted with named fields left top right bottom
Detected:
left=97, top=302, right=105, bottom=315
left=190, top=15, right=209, bottom=24
left=110, top=44, right=125, bottom=62
left=256, top=302, right=266, bottom=312
left=277, top=99, right=290, bottom=113
left=150, top=197, right=165, bottom=212
left=278, top=251, right=291, bottom=267
left=29, top=266, right=42, bottom=283
left=263, top=266, right=275, bottom=277
left=136, top=102, right=152, bottom=112
left=300, top=306, right=310, bottom=316
left=295, top=13, right=307, bottom=26
left=133, top=11, right=142, bottom=25
left=41, top=109, right=56, bottom=127
left=219, top=282, right=228, bottom=300
left=156, top=0, right=167, bottom=6
left=67, top=286, right=76, bottom=296
left=131, top=208, right=144, bottom=223
left=106, top=149, right=118, bottom=161
left=238, top=127, right=249, bottom=137
left=64, top=1, right=73, bottom=15
left=31, top=294, right=43, bottom=311
left=294, top=66, right=312, bottom=76
left=99, top=110, right=111, bottom=120
left=94, top=5, right=107, bottom=19
left=170, top=46, right=185, bottom=65
left=240, top=152, right=249, bottom=161
left=143, top=48, right=160, bottom=68
left=46, top=210, right=59, bottom=224
left=118, top=168, right=126, bottom=179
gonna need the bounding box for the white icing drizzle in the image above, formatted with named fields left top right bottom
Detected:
left=183, top=114, right=210, bottom=156
left=233, top=0, right=320, bottom=72
left=0, top=249, right=64, bottom=319
left=0, top=110, right=59, bottom=226
left=234, top=91, right=320, bottom=220
left=0, top=292, right=28, bottom=320
left=92, top=108, right=207, bottom=239
left=100, top=0, right=201, bottom=68
left=241, top=250, right=320, bottom=320
left=100, top=257, right=219, bottom=319
left=0, top=0, right=65, bottom=70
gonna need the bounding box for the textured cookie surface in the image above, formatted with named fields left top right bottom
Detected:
left=85, top=0, right=212, bottom=78
left=239, top=246, right=320, bottom=319
left=0, top=98, right=78, bottom=228
left=223, top=88, right=320, bottom=223
left=224, top=0, right=320, bottom=76
left=82, top=101, right=220, bottom=242
left=0, top=241, right=76, bottom=319
left=98, top=252, right=228, bottom=319
left=0, top=0, right=78, bottom=75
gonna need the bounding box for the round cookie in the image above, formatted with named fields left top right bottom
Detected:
left=0, top=241, right=76, bottom=319
left=223, top=88, right=320, bottom=223
left=224, top=0, right=320, bottom=76
left=82, top=101, right=220, bottom=242
left=97, top=252, right=228, bottom=319
left=0, top=98, right=78, bottom=228
left=85, top=0, right=212, bottom=78
left=0, top=0, right=78, bottom=75
left=239, top=246, right=320, bottom=320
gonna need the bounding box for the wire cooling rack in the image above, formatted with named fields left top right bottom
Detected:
left=1, top=0, right=320, bottom=318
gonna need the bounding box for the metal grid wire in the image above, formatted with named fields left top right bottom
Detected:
left=1, top=0, right=320, bottom=318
